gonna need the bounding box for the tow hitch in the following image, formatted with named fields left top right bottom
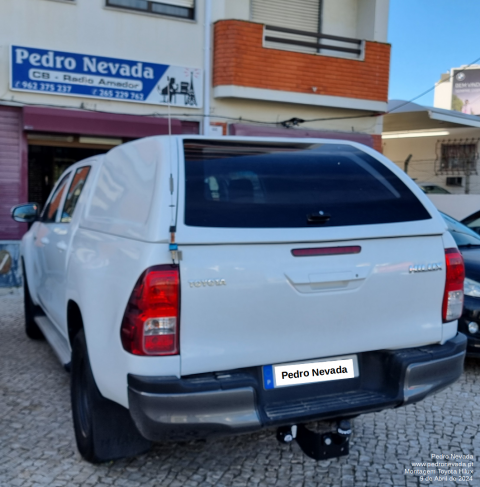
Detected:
left=276, top=420, right=352, bottom=460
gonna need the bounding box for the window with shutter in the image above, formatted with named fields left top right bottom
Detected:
left=252, top=0, right=363, bottom=59
left=106, top=0, right=195, bottom=19
left=252, top=0, right=320, bottom=33
left=252, top=0, right=321, bottom=54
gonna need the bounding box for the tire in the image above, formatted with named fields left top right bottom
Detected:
left=23, top=262, right=44, bottom=340
left=71, top=330, right=151, bottom=463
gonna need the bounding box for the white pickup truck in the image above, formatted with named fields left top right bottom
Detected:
left=12, top=136, right=467, bottom=463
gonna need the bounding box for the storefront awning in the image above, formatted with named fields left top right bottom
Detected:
left=23, top=106, right=182, bottom=138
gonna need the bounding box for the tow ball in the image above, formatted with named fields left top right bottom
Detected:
left=276, top=420, right=352, bottom=460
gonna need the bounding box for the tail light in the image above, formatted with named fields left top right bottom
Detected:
left=442, top=248, right=464, bottom=323
left=121, top=265, right=179, bottom=355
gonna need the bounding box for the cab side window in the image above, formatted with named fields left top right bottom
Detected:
left=42, top=173, right=71, bottom=223
left=61, top=166, right=91, bottom=223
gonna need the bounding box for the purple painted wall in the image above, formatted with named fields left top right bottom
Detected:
left=0, top=106, right=27, bottom=240
left=180, top=120, right=201, bottom=134
left=23, top=106, right=183, bottom=138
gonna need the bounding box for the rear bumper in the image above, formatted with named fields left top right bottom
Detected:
left=128, top=333, right=466, bottom=442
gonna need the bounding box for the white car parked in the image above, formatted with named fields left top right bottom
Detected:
left=12, top=136, right=467, bottom=463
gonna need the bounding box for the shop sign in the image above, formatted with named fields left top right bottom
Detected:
left=10, top=46, right=203, bottom=108
left=452, top=68, right=480, bottom=115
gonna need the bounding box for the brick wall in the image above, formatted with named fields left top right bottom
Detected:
left=372, top=134, right=382, bottom=153
left=213, top=20, right=390, bottom=103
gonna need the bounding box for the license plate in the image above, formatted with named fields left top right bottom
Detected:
left=263, top=355, right=358, bottom=389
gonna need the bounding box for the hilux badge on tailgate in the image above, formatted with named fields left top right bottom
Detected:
left=189, top=279, right=226, bottom=288
left=409, top=263, right=442, bottom=273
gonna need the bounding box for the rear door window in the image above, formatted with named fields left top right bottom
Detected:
left=61, top=166, right=91, bottom=223
left=41, top=172, right=71, bottom=224
left=184, top=141, right=431, bottom=228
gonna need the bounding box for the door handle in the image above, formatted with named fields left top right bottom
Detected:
left=56, top=241, right=68, bottom=252
left=40, top=237, right=49, bottom=245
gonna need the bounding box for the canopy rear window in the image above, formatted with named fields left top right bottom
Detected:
left=183, top=141, right=431, bottom=228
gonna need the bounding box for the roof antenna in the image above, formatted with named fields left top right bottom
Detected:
left=166, top=78, right=177, bottom=263
left=167, top=77, right=172, bottom=136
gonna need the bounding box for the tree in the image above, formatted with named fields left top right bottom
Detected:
left=451, top=94, right=463, bottom=112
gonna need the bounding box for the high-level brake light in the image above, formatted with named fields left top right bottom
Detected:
left=291, top=246, right=361, bottom=257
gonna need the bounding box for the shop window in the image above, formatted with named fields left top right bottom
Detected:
left=106, top=0, right=195, bottom=19
left=446, top=177, right=463, bottom=187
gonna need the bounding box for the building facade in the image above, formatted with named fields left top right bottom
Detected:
left=0, top=0, right=391, bottom=286
left=383, top=100, right=480, bottom=196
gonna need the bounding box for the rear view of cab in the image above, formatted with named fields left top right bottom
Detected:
left=128, top=138, right=466, bottom=449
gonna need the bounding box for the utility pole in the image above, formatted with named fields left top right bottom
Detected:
left=203, top=0, right=211, bottom=135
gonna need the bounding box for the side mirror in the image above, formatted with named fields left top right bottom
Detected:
left=11, top=203, right=40, bottom=223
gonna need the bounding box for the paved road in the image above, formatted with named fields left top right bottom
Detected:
left=0, top=289, right=479, bottom=487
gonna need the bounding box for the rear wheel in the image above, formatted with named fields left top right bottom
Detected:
left=71, top=330, right=151, bottom=463
left=23, top=262, right=44, bottom=340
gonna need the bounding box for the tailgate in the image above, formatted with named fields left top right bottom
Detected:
left=175, top=138, right=448, bottom=376
left=179, top=236, right=446, bottom=375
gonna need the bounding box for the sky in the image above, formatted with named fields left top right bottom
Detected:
left=388, top=0, right=480, bottom=106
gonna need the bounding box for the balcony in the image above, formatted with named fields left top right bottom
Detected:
left=263, top=25, right=364, bottom=60
left=213, top=20, right=390, bottom=112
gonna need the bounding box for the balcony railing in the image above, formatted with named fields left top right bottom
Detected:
left=263, top=25, right=364, bottom=59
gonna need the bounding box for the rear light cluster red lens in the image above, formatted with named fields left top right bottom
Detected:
left=442, top=248, right=465, bottom=323
left=121, top=265, right=180, bottom=356
left=291, top=246, right=361, bottom=257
